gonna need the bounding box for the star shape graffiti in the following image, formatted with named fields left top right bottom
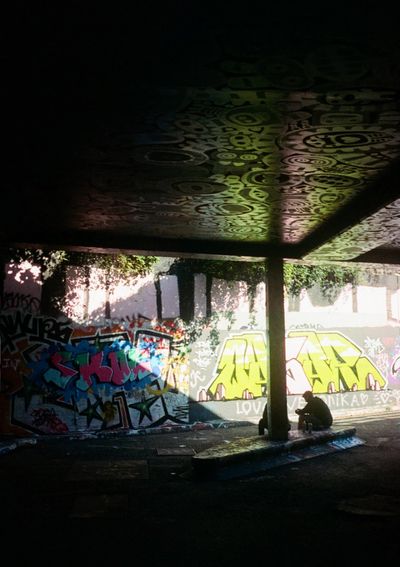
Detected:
left=79, top=397, right=104, bottom=427
left=128, top=395, right=159, bottom=425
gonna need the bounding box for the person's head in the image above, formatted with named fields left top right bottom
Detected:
left=303, top=390, right=314, bottom=402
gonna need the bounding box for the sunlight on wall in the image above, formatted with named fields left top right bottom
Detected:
left=109, top=272, right=157, bottom=319
left=391, top=288, right=400, bottom=321
left=194, top=273, right=207, bottom=317
left=5, top=262, right=41, bottom=297
left=357, top=286, right=387, bottom=314
left=64, top=266, right=107, bottom=322
left=65, top=267, right=160, bottom=322
left=254, top=282, right=266, bottom=328
left=64, top=266, right=90, bottom=322
left=159, top=275, right=179, bottom=318
left=211, top=279, right=250, bottom=328
left=88, top=268, right=107, bottom=315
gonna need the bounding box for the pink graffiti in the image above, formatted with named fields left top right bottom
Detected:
left=108, top=351, right=131, bottom=385
left=80, top=351, right=113, bottom=386
left=50, top=352, right=77, bottom=377
left=31, top=408, right=68, bottom=433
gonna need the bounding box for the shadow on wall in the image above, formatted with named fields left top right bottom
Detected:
left=64, top=269, right=257, bottom=327
left=88, top=280, right=160, bottom=324
left=64, top=270, right=160, bottom=325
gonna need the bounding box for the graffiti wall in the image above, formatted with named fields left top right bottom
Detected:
left=189, top=326, right=400, bottom=423
left=0, top=312, right=190, bottom=435
left=191, top=327, right=400, bottom=401
left=2, top=261, right=400, bottom=435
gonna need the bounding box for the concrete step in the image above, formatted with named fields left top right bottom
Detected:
left=192, top=427, right=364, bottom=480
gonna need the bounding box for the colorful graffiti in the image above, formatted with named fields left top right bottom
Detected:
left=203, top=330, right=387, bottom=400
left=2, top=309, right=400, bottom=435
left=0, top=311, right=190, bottom=436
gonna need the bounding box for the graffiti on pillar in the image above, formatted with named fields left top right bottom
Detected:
left=202, top=329, right=387, bottom=401
left=0, top=311, right=190, bottom=435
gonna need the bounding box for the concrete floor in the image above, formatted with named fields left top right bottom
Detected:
left=1, top=412, right=400, bottom=564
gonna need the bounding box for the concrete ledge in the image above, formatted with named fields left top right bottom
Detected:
left=192, top=427, right=361, bottom=479
left=0, top=437, right=37, bottom=455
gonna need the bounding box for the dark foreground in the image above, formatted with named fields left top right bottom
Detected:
left=1, top=412, right=400, bottom=564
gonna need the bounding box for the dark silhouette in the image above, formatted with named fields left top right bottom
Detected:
left=258, top=402, right=291, bottom=436
left=295, top=391, right=333, bottom=432
left=258, top=403, right=269, bottom=435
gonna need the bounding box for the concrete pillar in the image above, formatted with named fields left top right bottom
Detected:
left=266, top=257, right=289, bottom=440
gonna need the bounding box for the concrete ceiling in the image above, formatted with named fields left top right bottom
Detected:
left=3, top=2, right=400, bottom=263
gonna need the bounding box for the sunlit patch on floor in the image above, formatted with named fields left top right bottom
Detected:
left=220, top=436, right=365, bottom=480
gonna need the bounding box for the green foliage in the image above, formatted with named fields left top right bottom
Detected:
left=168, top=258, right=265, bottom=287
left=4, top=248, right=158, bottom=281
left=68, top=252, right=158, bottom=280
left=283, top=263, right=360, bottom=298
left=3, top=248, right=158, bottom=317
left=4, top=249, right=360, bottom=311
left=179, top=311, right=236, bottom=355
left=169, top=258, right=360, bottom=299
left=4, top=248, right=68, bottom=280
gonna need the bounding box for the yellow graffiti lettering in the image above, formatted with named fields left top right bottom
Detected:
left=355, top=357, right=386, bottom=390
left=288, top=330, right=386, bottom=392
left=209, top=330, right=387, bottom=400
left=208, top=333, right=267, bottom=400
left=146, top=383, right=171, bottom=396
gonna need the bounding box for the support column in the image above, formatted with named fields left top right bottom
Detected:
left=266, top=257, right=289, bottom=441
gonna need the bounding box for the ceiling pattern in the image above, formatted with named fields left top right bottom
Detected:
left=82, top=87, right=400, bottom=245
left=305, top=198, right=400, bottom=261
left=3, top=5, right=400, bottom=263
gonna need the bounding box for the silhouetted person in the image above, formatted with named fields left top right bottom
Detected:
left=258, top=402, right=291, bottom=435
left=258, top=403, right=269, bottom=435
left=295, top=390, right=333, bottom=431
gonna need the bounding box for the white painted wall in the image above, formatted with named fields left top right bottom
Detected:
left=4, top=260, right=400, bottom=328
left=194, top=273, right=207, bottom=317
left=356, top=285, right=387, bottom=314
left=109, top=273, right=158, bottom=320
left=159, top=275, right=179, bottom=318
left=211, top=279, right=250, bottom=329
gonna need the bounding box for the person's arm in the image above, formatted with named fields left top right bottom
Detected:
left=295, top=402, right=310, bottom=415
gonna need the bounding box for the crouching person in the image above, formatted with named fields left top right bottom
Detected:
left=295, top=390, right=333, bottom=432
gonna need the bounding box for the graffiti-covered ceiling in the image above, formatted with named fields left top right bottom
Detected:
left=3, top=3, right=400, bottom=263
